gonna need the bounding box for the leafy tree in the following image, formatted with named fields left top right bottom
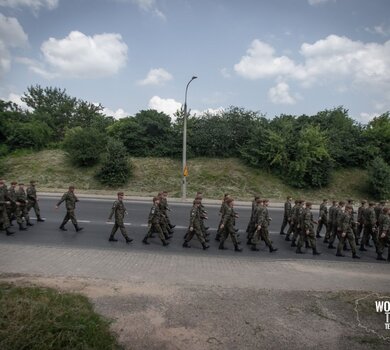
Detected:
left=367, top=157, right=390, bottom=200
left=6, top=120, right=53, bottom=150
left=62, top=127, right=107, bottom=166
left=95, top=138, right=132, bottom=186
left=364, top=112, right=390, bottom=164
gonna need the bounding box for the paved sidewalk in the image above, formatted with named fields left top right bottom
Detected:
left=1, top=242, right=389, bottom=292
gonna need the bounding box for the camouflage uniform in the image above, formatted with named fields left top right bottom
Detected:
left=336, top=209, right=359, bottom=258
left=219, top=205, right=241, bottom=251
left=143, top=203, right=168, bottom=246
left=216, top=200, right=229, bottom=241
left=297, top=206, right=320, bottom=255
left=360, top=204, right=378, bottom=251
left=16, top=186, right=33, bottom=227
left=291, top=203, right=304, bottom=247
left=108, top=199, right=132, bottom=242
left=316, top=202, right=328, bottom=238
left=57, top=190, right=82, bottom=231
left=251, top=204, right=277, bottom=252
left=183, top=204, right=208, bottom=249
left=0, top=184, right=13, bottom=234
left=376, top=211, right=390, bottom=261
left=285, top=202, right=298, bottom=241
left=26, top=183, right=44, bottom=221
left=280, top=199, right=292, bottom=235
left=356, top=202, right=366, bottom=243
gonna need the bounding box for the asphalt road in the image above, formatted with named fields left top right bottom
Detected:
left=0, top=196, right=383, bottom=263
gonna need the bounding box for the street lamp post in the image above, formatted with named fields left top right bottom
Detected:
left=182, top=76, right=197, bottom=201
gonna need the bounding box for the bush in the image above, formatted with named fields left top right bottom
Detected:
left=62, top=127, right=107, bottom=166
left=367, top=157, right=390, bottom=200
left=6, top=120, right=53, bottom=150
left=95, top=139, right=132, bottom=186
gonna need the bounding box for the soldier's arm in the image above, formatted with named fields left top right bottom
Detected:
left=108, top=202, right=116, bottom=220
left=56, top=193, right=67, bottom=207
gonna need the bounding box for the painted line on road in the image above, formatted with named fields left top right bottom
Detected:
left=77, top=220, right=91, bottom=223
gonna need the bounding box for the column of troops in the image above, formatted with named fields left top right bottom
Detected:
left=277, top=196, right=390, bottom=261
left=0, top=179, right=44, bottom=235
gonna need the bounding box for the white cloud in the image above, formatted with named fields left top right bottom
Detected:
left=102, top=107, right=129, bottom=119
left=21, top=31, right=128, bottom=79
left=138, top=68, right=172, bottom=86
left=1, top=92, right=31, bottom=110
left=0, top=0, right=58, bottom=12
left=235, top=35, right=390, bottom=92
left=365, top=25, right=390, bottom=37
left=148, top=95, right=181, bottom=117
left=0, top=13, right=28, bottom=78
left=220, top=67, right=231, bottom=78
left=268, top=82, right=296, bottom=105
left=359, top=112, right=380, bottom=123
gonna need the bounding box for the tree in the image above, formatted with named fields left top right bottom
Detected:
left=364, top=112, right=390, bottom=164
left=95, top=138, right=132, bottom=186
left=7, top=120, right=53, bottom=150
left=367, top=157, right=390, bottom=200
left=62, top=127, right=107, bottom=166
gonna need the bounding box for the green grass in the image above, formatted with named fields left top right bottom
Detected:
left=0, top=282, right=121, bottom=350
left=1, top=149, right=372, bottom=201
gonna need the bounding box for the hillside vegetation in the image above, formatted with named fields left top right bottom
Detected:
left=2, top=149, right=370, bottom=202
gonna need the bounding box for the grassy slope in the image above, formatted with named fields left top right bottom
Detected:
left=2, top=149, right=371, bottom=201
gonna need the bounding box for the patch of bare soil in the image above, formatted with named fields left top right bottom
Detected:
left=1, top=274, right=389, bottom=350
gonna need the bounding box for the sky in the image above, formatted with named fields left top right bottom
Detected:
left=0, top=0, right=390, bottom=123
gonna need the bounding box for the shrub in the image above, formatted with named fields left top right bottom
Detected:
left=62, top=127, right=107, bottom=166
left=367, top=157, right=390, bottom=200
left=95, top=139, right=132, bottom=187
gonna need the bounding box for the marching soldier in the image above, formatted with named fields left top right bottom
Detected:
left=376, top=207, right=390, bottom=261
left=183, top=199, right=209, bottom=250
left=296, top=202, right=320, bottom=255
left=142, top=196, right=169, bottom=246
left=291, top=200, right=305, bottom=247
left=360, top=202, right=378, bottom=251
left=16, top=183, right=34, bottom=229
left=316, top=199, right=328, bottom=238
left=26, top=180, right=45, bottom=222
left=161, top=191, right=175, bottom=229
left=285, top=199, right=299, bottom=242
left=251, top=199, right=278, bottom=253
left=280, top=196, right=292, bottom=235
left=56, top=186, right=83, bottom=232
left=328, top=201, right=345, bottom=249
left=0, top=179, right=14, bottom=235
left=247, top=198, right=262, bottom=245
left=356, top=200, right=367, bottom=245
left=218, top=198, right=242, bottom=251
left=108, top=192, right=133, bottom=244
left=336, top=205, right=360, bottom=259
left=215, top=193, right=230, bottom=241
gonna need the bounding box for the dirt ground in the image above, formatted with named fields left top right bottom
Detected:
left=1, top=274, right=389, bottom=350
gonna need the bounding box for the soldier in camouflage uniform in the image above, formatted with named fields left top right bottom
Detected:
left=336, top=205, right=360, bottom=259
left=26, top=180, right=44, bottom=222
left=359, top=202, right=378, bottom=252
left=196, top=192, right=210, bottom=237
left=280, top=196, right=292, bottom=235
left=161, top=191, right=175, bottom=229
left=247, top=195, right=260, bottom=237
left=183, top=199, right=209, bottom=250
left=56, top=186, right=83, bottom=232
left=325, top=200, right=337, bottom=243
left=142, top=196, right=169, bottom=246
left=376, top=207, right=390, bottom=261
left=356, top=200, right=367, bottom=245
left=328, top=201, right=345, bottom=249
left=247, top=198, right=262, bottom=245
left=316, top=199, right=328, bottom=238
left=8, top=181, right=27, bottom=231
left=218, top=198, right=242, bottom=252
left=375, top=201, right=386, bottom=226
left=291, top=200, right=305, bottom=248
left=108, top=192, right=133, bottom=243
left=285, top=199, right=299, bottom=242
left=215, top=193, right=230, bottom=241
left=16, top=183, right=34, bottom=229
left=251, top=199, right=278, bottom=253
left=296, top=202, right=320, bottom=255
left=0, top=179, right=14, bottom=235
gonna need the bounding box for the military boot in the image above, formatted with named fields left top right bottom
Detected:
left=336, top=252, right=345, bottom=257
left=59, top=224, right=67, bottom=231
left=26, top=220, right=34, bottom=226
left=218, top=241, right=227, bottom=250
left=142, top=237, right=150, bottom=245
left=305, top=241, right=310, bottom=248
left=313, top=248, right=321, bottom=256
left=6, top=228, right=15, bottom=236
left=37, top=215, right=45, bottom=222
left=109, top=237, right=118, bottom=242
left=183, top=241, right=191, bottom=248
left=269, top=246, right=278, bottom=253
left=251, top=244, right=259, bottom=251
left=162, top=240, right=169, bottom=247
left=202, top=243, right=210, bottom=250
left=75, top=225, right=84, bottom=232
left=19, top=223, right=27, bottom=231
left=323, top=238, right=329, bottom=244
left=125, top=237, right=133, bottom=244
left=296, top=247, right=304, bottom=254
left=376, top=253, right=386, bottom=261
left=352, top=253, right=360, bottom=259
left=291, top=241, right=297, bottom=247
left=328, top=243, right=336, bottom=249
left=234, top=244, right=242, bottom=252
left=285, top=235, right=291, bottom=242
left=359, top=244, right=367, bottom=251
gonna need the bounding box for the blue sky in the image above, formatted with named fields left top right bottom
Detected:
left=0, top=0, right=389, bottom=122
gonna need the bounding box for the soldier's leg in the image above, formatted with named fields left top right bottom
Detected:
left=23, top=207, right=33, bottom=226
left=360, top=226, right=370, bottom=250
left=68, top=210, right=81, bottom=231
left=218, top=227, right=229, bottom=249
left=228, top=227, right=242, bottom=252
left=308, top=231, right=320, bottom=255
left=109, top=223, right=119, bottom=241
left=33, top=202, right=41, bottom=217
left=1, top=209, right=14, bottom=235
left=291, top=225, right=300, bottom=247
left=336, top=234, right=346, bottom=256
left=316, top=221, right=323, bottom=237
left=155, top=224, right=169, bottom=246
left=280, top=216, right=288, bottom=234
left=262, top=227, right=277, bottom=252
left=347, top=232, right=359, bottom=258
left=119, top=224, right=132, bottom=242
left=60, top=212, right=70, bottom=228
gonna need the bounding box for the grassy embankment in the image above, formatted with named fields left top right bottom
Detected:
left=1, top=149, right=371, bottom=201
left=0, top=282, right=121, bottom=350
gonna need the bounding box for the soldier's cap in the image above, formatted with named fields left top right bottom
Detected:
left=380, top=200, right=386, bottom=204
left=287, top=196, right=292, bottom=200
left=256, top=198, right=262, bottom=204
left=361, top=199, right=367, bottom=204
left=294, top=200, right=299, bottom=204
left=30, top=180, right=36, bottom=184
left=226, top=198, right=234, bottom=204
left=117, top=191, right=124, bottom=196
left=153, top=196, right=159, bottom=202
left=18, top=182, right=24, bottom=185
left=345, top=205, right=353, bottom=210
left=306, top=202, right=312, bottom=207
left=339, top=201, right=345, bottom=206
left=263, top=199, right=269, bottom=203
left=195, top=195, right=202, bottom=201
left=332, top=200, right=337, bottom=204
left=383, top=207, right=389, bottom=214
left=69, top=185, right=75, bottom=190
left=194, top=199, right=201, bottom=205
left=369, top=201, right=375, bottom=206
left=11, top=181, right=17, bottom=185
left=323, top=198, right=328, bottom=202
left=347, top=199, right=354, bottom=203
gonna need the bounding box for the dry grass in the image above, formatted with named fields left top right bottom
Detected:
left=2, top=149, right=372, bottom=201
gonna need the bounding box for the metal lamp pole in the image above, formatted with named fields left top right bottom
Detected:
left=182, top=76, right=197, bottom=201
